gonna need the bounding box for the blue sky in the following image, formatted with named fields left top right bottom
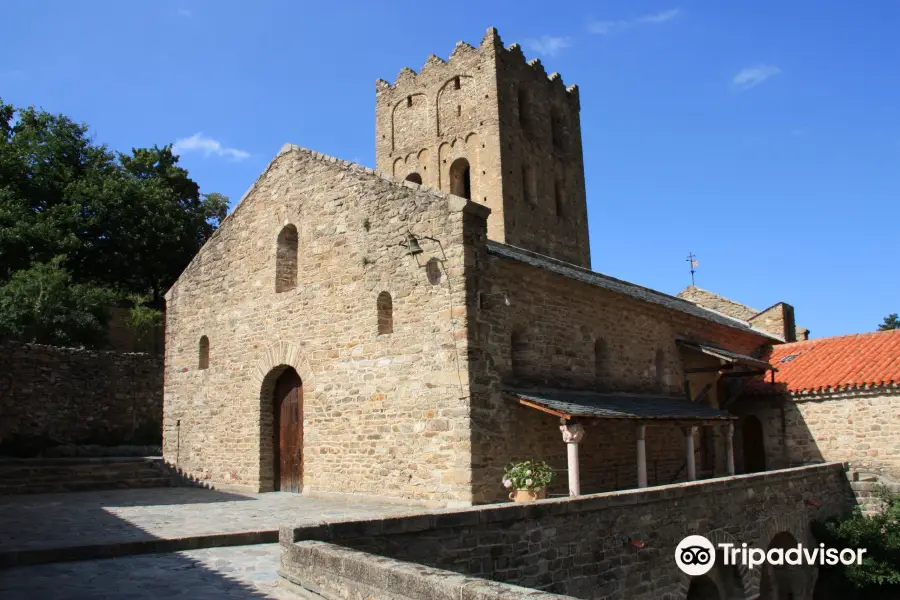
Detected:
left=3, top=1, right=898, bottom=338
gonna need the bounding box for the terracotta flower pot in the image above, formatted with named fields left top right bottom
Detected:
left=508, top=488, right=547, bottom=502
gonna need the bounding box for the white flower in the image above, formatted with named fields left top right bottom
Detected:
left=502, top=479, right=512, bottom=489
left=525, top=478, right=533, bottom=487
left=526, top=470, right=532, bottom=476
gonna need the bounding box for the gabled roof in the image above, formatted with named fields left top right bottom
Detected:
left=487, top=242, right=783, bottom=342
left=753, top=329, right=900, bottom=395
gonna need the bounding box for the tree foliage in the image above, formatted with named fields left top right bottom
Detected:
left=879, top=314, right=900, bottom=331
left=0, top=99, right=227, bottom=347
left=812, top=486, right=900, bottom=599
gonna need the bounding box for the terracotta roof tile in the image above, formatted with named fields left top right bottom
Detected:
left=749, top=329, right=900, bottom=394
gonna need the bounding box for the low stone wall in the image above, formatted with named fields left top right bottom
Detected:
left=280, top=541, right=573, bottom=600
left=0, top=341, right=163, bottom=455
left=281, top=463, right=855, bottom=600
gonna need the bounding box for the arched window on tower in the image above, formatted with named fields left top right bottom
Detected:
left=377, top=292, right=393, bottom=335
left=405, top=172, right=423, bottom=184
left=198, top=335, right=210, bottom=370
left=518, top=88, right=530, bottom=133
left=275, top=224, right=298, bottom=293
left=554, top=179, right=564, bottom=217
left=449, top=158, right=471, bottom=200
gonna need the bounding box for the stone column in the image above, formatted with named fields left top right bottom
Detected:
left=636, top=424, right=648, bottom=488
left=726, top=421, right=735, bottom=476
left=560, top=422, right=586, bottom=497
left=685, top=426, right=697, bottom=481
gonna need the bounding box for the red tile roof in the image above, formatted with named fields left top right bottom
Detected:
left=751, top=329, right=900, bottom=394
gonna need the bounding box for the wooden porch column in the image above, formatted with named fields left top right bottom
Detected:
left=684, top=426, right=697, bottom=481
left=725, top=421, right=735, bottom=476
left=560, top=422, right=585, bottom=496
left=636, top=424, right=648, bottom=488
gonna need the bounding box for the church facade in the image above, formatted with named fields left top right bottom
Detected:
left=163, top=28, right=786, bottom=506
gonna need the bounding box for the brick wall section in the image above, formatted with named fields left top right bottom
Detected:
left=0, top=341, right=162, bottom=451
left=375, top=27, right=591, bottom=268
left=467, top=249, right=775, bottom=502
left=163, top=145, right=489, bottom=504
left=735, top=388, right=900, bottom=479
left=281, top=463, right=855, bottom=600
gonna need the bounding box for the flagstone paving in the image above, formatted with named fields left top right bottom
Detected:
left=0, top=544, right=292, bottom=599
left=0, top=487, right=423, bottom=555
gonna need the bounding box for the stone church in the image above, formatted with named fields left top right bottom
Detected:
left=163, top=28, right=792, bottom=506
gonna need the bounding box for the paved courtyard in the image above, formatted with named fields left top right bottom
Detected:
left=0, top=487, right=423, bottom=555
left=0, top=544, right=291, bottom=599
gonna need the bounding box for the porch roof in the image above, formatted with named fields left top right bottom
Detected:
left=676, top=341, right=774, bottom=371
left=505, top=388, right=735, bottom=422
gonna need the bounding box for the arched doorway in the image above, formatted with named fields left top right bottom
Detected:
left=743, top=415, right=766, bottom=473
left=273, top=367, right=303, bottom=492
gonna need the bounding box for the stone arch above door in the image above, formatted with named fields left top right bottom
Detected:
left=252, top=341, right=315, bottom=391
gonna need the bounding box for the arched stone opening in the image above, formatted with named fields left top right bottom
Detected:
left=259, top=365, right=303, bottom=493
left=449, top=157, right=471, bottom=200
left=377, top=291, right=393, bottom=335
left=405, top=172, right=422, bottom=184
left=198, top=335, right=210, bottom=370
left=760, top=532, right=813, bottom=600
left=275, top=224, right=299, bottom=293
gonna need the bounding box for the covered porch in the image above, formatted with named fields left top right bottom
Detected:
left=505, top=388, right=738, bottom=496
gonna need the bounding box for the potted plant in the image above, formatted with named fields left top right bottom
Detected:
left=502, top=460, right=555, bottom=502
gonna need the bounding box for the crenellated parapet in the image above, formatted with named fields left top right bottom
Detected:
left=375, top=27, right=579, bottom=102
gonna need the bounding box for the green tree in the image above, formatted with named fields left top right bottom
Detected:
left=879, top=314, right=900, bottom=331
left=0, top=260, right=115, bottom=347
left=812, top=486, right=900, bottom=599
left=0, top=99, right=227, bottom=346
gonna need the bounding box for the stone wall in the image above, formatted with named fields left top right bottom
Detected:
left=375, top=27, right=591, bottom=268
left=466, top=245, right=775, bottom=502
left=163, top=145, right=489, bottom=504
left=280, top=541, right=572, bottom=600
left=0, top=341, right=162, bottom=454
left=281, top=463, right=855, bottom=600
left=735, top=387, right=900, bottom=479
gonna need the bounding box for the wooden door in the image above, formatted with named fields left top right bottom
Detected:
left=273, top=369, right=303, bottom=492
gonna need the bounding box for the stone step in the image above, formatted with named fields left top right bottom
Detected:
left=0, top=457, right=173, bottom=495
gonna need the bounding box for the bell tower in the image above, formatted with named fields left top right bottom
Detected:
left=375, top=27, right=591, bottom=268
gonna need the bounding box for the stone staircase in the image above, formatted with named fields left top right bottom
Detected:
left=848, top=470, right=900, bottom=517
left=0, top=456, right=173, bottom=495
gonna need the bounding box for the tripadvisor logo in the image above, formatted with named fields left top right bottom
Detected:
left=675, top=534, right=867, bottom=575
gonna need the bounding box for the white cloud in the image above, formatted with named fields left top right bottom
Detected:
left=589, top=8, right=681, bottom=34
left=525, top=35, right=573, bottom=58
left=637, top=8, right=681, bottom=23
left=172, top=133, right=250, bottom=161
left=177, top=8, right=191, bottom=17
left=732, top=65, right=781, bottom=90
